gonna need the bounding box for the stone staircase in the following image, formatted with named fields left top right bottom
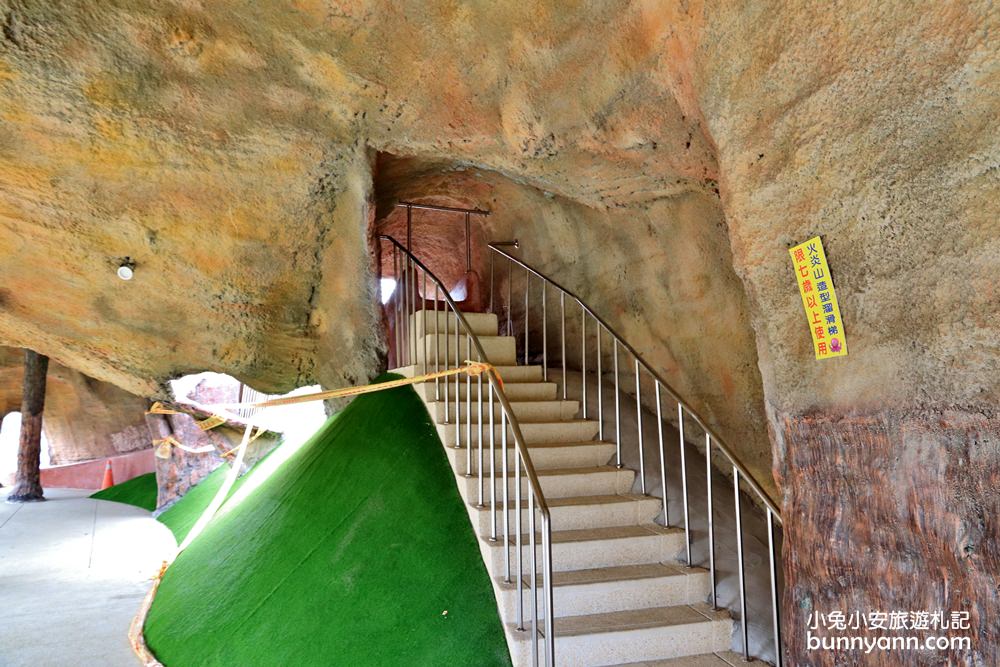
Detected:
left=398, top=310, right=755, bottom=667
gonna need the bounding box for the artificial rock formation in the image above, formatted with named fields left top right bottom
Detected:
left=146, top=402, right=280, bottom=510
left=0, top=346, right=149, bottom=464
left=0, top=2, right=997, bottom=664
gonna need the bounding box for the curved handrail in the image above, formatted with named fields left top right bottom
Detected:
left=381, top=235, right=555, bottom=665
left=382, top=235, right=552, bottom=518
left=487, top=243, right=781, bottom=520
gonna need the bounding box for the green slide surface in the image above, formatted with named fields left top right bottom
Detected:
left=144, top=376, right=511, bottom=666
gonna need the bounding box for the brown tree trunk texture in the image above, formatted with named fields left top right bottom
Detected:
left=8, top=350, right=48, bottom=502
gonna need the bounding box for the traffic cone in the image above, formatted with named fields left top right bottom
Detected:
left=101, top=460, right=114, bottom=490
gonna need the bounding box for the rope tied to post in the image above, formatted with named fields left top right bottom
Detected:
left=208, top=360, right=502, bottom=411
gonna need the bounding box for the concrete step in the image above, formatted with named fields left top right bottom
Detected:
left=415, top=380, right=559, bottom=402
left=606, top=650, right=767, bottom=666
left=428, top=398, right=579, bottom=423
left=416, top=333, right=517, bottom=365
left=470, top=494, right=661, bottom=532
left=437, top=419, right=600, bottom=448
left=507, top=604, right=730, bottom=667
left=495, top=563, right=711, bottom=619
left=410, top=310, right=498, bottom=337
left=457, top=465, right=634, bottom=501
left=446, top=440, right=616, bottom=475
left=483, top=525, right=687, bottom=574
left=393, top=363, right=545, bottom=384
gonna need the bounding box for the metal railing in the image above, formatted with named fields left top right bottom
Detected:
left=488, top=242, right=784, bottom=666
left=380, top=235, right=555, bottom=666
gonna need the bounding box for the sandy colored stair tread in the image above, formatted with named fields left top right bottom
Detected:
left=447, top=439, right=617, bottom=475
left=90, top=472, right=157, bottom=511
left=494, top=563, right=710, bottom=617
left=394, top=363, right=545, bottom=384
left=471, top=493, right=661, bottom=532
left=416, top=380, right=559, bottom=401
left=410, top=310, right=498, bottom=337
left=143, top=375, right=511, bottom=667
left=455, top=465, right=633, bottom=500
left=438, top=419, right=601, bottom=447
left=483, top=524, right=687, bottom=574
left=428, top=397, right=580, bottom=423
left=604, top=650, right=767, bottom=666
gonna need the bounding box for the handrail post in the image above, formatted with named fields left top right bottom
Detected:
left=514, top=445, right=524, bottom=631
left=434, top=284, right=440, bottom=400
left=706, top=433, right=717, bottom=609
left=489, top=250, right=495, bottom=317
left=635, top=358, right=645, bottom=494
left=767, top=508, right=782, bottom=667
left=735, top=467, right=749, bottom=660
left=528, top=491, right=538, bottom=664
left=679, top=403, right=691, bottom=566
left=768, top=508, right=783, bottom=667
left=597, top=324, right=603, bottom=440
left=581, top=305, right=587, bottom=418
left=444, top=300, right=450, bottom=425
left=393, top=245, right=401, bottom=365
left=501, top=408, right=509, bottom=579
left=655, top=382, right=668, bottom=525
left=542, top=515, right=555, bottom=667
left=422, top=272, right=428, bottom=374
left=613, top=340, right=621, bottom=468
left=466, top=333, right=472, bottom=475
left=541, top=282, right=547, bottom=381
left=560, top=292, right=566, bottom=398
left=477, top=372, right=484, bottom=501
left=524, top=268, right=530, bottom=365
left=507, top=258, right=512, bottom=336
left=489, top=386, right=497, bottom=542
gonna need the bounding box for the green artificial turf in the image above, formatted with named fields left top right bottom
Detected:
left=144, top=376, right=511, bottom=666
left=155, top=464, right=229, bottom=543
left=90, top=472, right=158, bottom=511
left=90, top=458, right=259, bottom=543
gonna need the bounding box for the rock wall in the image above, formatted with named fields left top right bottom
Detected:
left=684, top=3, right=1000, bottom=663
left=0, top=2, right=382, bottom=396
left=373, top=158, right=773, bottom=497
left=0, top=347, right=149, bottom=464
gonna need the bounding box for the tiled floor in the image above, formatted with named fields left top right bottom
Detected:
left=0, top=488, right=175, bottom=667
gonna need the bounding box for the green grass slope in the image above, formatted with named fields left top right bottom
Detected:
left=90, top=472, right=157, bottom=511
left=155, top=464, right=228, bottom=543
left=144, top=378, right=511, bottom=666
left=89, top=459, right=241, bottom=543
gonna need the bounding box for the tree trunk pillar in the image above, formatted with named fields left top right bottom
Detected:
left=8, top=350, right=49, bottom=502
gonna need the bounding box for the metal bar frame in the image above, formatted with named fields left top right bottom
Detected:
left=381, top=236, right=554, bottom=666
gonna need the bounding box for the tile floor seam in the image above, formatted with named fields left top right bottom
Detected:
left=0, top=501, right=23, bottom=529
left=87, top=498, right=98, bottom=570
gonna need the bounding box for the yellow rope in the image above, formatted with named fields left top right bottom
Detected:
left=130, top=360, right=502, bottom=665
left=151, top=435, right=215, bottom=456
left=209, top=360, right=500, bottom=411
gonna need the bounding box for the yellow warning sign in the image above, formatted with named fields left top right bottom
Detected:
left=789, top=236, right=848, bottom=359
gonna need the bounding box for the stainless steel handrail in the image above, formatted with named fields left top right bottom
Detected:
left=487, top=242, right=784, bottom=666
left=380, top=235, right=555, bottom=666
left=487, top=244, right=779, bottom=516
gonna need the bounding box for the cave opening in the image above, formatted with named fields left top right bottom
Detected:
left=0, top=411, right=50, bottom=484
